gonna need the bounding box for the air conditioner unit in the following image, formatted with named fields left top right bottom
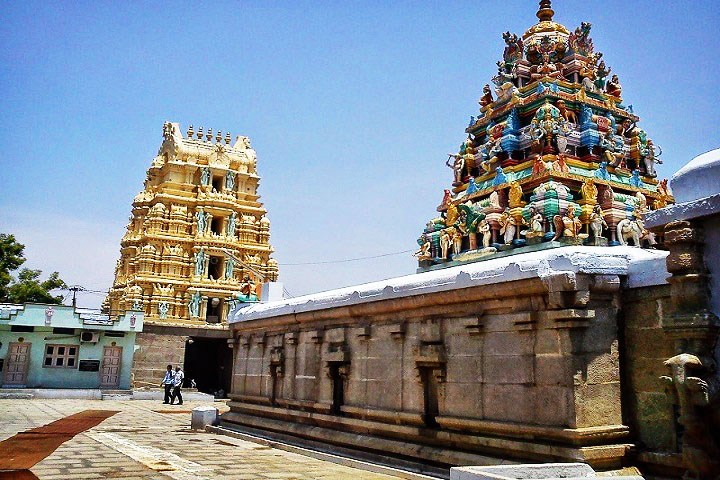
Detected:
left=80, top=331, right=100, bottom=343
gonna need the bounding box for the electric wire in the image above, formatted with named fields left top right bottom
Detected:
left=278, top=249, right=414, bottom=266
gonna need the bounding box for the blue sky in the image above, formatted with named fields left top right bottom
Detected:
left=1, top=1, right=718, bottom=308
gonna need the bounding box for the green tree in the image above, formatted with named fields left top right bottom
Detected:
left=0, top=233, right=26, bottom=300
left=0, top=233, right=67, bottom=304
left=8, top=269, right=67, bottom=304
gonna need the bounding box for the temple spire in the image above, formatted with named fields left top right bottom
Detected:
left=536, top=0, right=554, bottom=22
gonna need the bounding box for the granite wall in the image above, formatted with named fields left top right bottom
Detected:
left=223, top=269, right=633, bottom=469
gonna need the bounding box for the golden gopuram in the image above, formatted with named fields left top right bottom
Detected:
left=105, top=121, right=278, bottom=392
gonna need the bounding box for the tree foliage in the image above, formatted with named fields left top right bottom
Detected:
left=0, top=233, right=67, bottom=304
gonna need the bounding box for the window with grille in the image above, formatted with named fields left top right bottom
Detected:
left=44, top=344, right=79, bottom=368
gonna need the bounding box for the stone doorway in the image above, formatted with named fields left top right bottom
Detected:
left=3, top=342, right=31, bottom=387
left=183, top=337, right=232, bottom=396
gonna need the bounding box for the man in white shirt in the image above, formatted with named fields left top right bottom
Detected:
left=161, top=364, right=174, bottom=404
left=170, top=366, right=184, bottom=405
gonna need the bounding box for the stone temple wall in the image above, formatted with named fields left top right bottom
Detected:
left=222, top=249, right=668, bottom=470
left=132, top=330, right=187, bottom=388
left=620, top=285, right=679, bottom=469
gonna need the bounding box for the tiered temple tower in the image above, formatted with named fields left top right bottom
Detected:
left=106, top=121, right=278, bottom=390
left=416, top=0, right=674, bottom=269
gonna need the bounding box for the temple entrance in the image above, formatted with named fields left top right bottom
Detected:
left=183, top=337, right=232, bottom=396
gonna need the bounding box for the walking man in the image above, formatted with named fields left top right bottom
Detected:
left=161, top=364, right=173, bottom=404
left=170, top=365, right=184, bottom=405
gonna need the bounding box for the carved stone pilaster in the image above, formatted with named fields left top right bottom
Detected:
left=662, top=221, right=719, bottom=360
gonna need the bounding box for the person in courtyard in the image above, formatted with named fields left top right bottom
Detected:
left=170, top=365, right=184, bottom=405
left=161, top=364, right=174, bottom=404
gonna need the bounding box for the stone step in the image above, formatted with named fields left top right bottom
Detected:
left=0, top=392, right=34, bottom=399
left=101, top=389, right=133, bottom=401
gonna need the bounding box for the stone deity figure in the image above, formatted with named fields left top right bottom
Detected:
left=594, top=161, right=611, bottom=180
left=641, top=139, right=662, bottom=178
left=531, top=52, right=563, bottom=80
left=414, top=238, right=432, bottom=260
left=489, top=190, right=501, bottom=209
left=500, top=211, right=517, bottom=244
left=478, top=84, right=494, bottom=108
left=446, top=154, right=465, bottom=185
left=553, top=204, right=582, bottom=240
left=200, top=167, right=211, bottom=186
left=227, top=212, right=237, bottom=237
left=581, top=178, right=598, bottom=202
left=480, top=137, right=503, bottom=173
left=530, top=101, right=568, bottom=154
left=451, top=227, right=463, bottom=255
left=224, top=258, right=234, bottom=280
left=605, top=74, right=622, bottom=101
left=466, top=177, right=480, bottom=196
left=527, top=207, right=544, bottom=236
left=600, top=132, right=624, bottom=167
left=589, top=205, right=608, bottom=240
left=594, top=60, right=610, bottom=90
left=195, top=208, right=207, bottom=235
left=445, top=202, right=459, bottom=227
left=562, top=204, right=582, bottom=238
left=508, top=181, right=523, bottom=208
left=188, top=291, right=201, bottom=318
left=158, top=301, right=169, bottom=319
left=439, top=229, right=452, bottom=260
left=225, top=170, right=236, bottom=191
left=194, top=247, right=206, bottom=276
left=478, top=219, right=492, bottom=248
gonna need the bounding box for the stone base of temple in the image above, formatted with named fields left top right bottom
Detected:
left=220, top=403, right=631, bottom=470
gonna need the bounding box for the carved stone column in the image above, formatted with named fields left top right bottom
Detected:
left=662, top=220, right=718, bottom=362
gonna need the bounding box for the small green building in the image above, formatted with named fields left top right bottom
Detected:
left=0, top=303, right=143, bottom=390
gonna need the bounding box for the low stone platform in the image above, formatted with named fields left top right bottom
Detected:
left=0, top=388, right=215, bottom=401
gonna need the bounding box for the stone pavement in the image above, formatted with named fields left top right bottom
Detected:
left=0, top=399, right=405, bottom=480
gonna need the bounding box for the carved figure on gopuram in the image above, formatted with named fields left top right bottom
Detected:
left=415, top=0, right=673, bottom=269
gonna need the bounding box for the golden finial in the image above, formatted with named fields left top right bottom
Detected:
left=206, top=128, right=213, bottom=141
left=187, top=124, right=194, bottom=138
left=224, top=132, right=231, bottom=144
left=537, top=0, right=554, bottom=22
left=197, top=127, right=203, bottom=139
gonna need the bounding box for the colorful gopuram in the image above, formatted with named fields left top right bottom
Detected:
left=106, top=122, right=278, bottom=324
left=416, top=0, right=673, bottom=270
left=105, top=122, right=278, bottom=389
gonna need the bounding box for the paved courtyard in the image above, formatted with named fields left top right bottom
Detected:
left=0, top=399, right=406, bottom=480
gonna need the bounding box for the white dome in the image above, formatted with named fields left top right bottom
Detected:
left=671, top=148, right=720, bottom=203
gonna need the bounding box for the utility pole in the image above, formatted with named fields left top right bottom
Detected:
left=67, top=285, right=85, bottom=308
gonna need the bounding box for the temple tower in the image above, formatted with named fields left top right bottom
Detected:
left=106, top=122, right=278, bottom=391
left=417, top=0, right=673, bottom=269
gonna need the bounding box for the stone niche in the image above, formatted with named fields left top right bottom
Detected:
left=222, top=247, right=672, bottom=471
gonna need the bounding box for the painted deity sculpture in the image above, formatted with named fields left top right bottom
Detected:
left=225, top=170, right=236, bottom=191
left=195, top=207, right=208, bottom=235
left=194, top=247, right=206, bottom=276
left=200, top=167, right=211, bottom=186
left=188, top=291, right=201, bottom=317
left=530, top=101, right=568, bottom=154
